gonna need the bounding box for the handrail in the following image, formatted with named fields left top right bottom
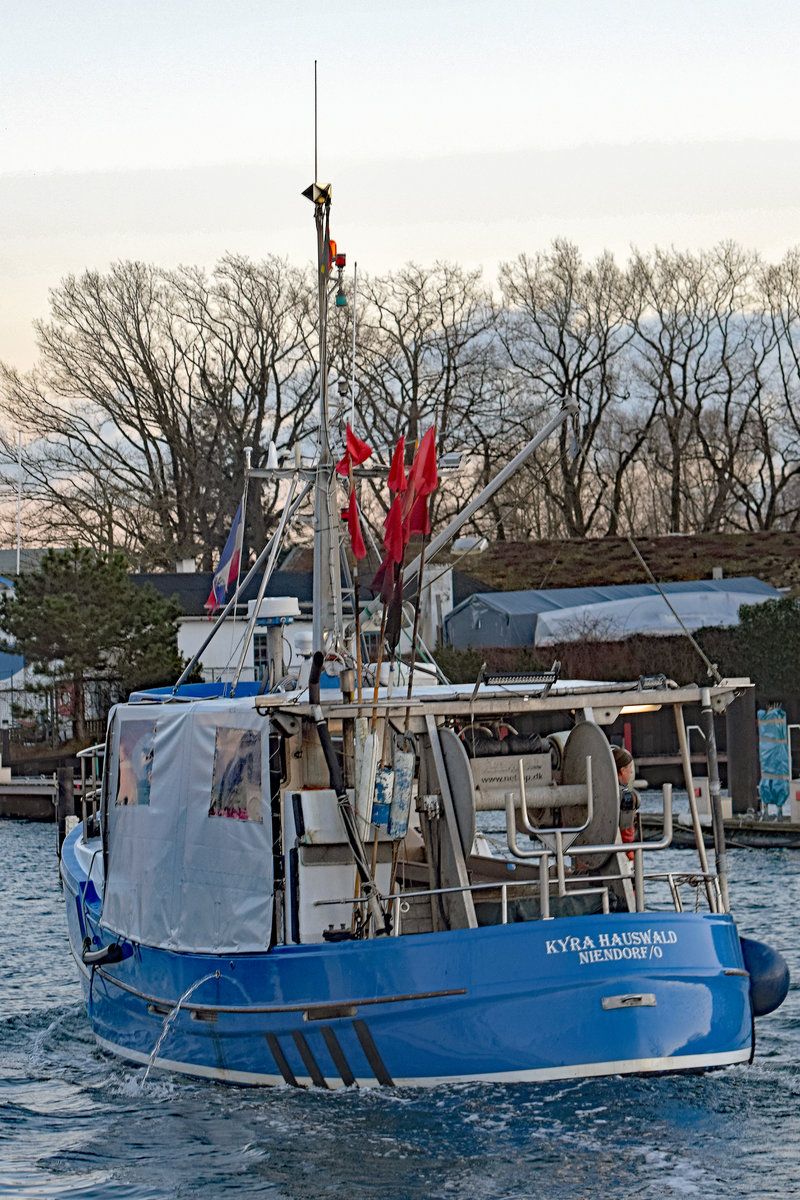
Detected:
left=517, top=755, right=594, bottom=837
left=78, top=742, right=105, bottom=842
left=77, top=743, right=105, bottom=759
left=310, top=770, right=716, bottom=944
left=506, top=782, right=674, bottom=862
left=313, top=786, right=700, bottom=939
left=674, top=704, right=717, bottom=912
left=314, top=874, right=611, bottom=934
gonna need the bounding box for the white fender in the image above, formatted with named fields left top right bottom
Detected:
left=354, top=717, right=377, bottom=840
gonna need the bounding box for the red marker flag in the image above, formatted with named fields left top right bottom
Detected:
left=402, top=426, right=438, bottom=530
left=335, top=423, right=373, bottom=476
left=346, top=490, right=366, bottom=559
left=387, top=436, right=407, bottom=493
left=384, top=571, right=405, bottom=653
left=371, top=555, right=396, bottom=604
left=404, top=493, right=430, bottom=537
left=382, top=494, right=406, bottom=563
left=407, top=426, right=438, bottom=498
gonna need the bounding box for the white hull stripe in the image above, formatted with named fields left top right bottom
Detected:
left=95, top=1035, right=751, bottom=1089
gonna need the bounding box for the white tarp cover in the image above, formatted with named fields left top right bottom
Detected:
left=100, top=699, right=273, bottom=952
left=533, top=588, right=778, bottom=644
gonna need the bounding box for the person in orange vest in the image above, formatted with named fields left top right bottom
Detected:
left=613, top=746, right=638, bottom=860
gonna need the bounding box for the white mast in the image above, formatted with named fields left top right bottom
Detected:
left=304, top=63, right=347, bottom=655
left=304, top=181, right=344, bottom=654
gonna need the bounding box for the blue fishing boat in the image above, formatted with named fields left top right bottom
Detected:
left=60, top=175, right=788, bottom=1087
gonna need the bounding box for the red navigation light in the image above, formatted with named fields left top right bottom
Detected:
left=335, top=253, right=346, bottom=268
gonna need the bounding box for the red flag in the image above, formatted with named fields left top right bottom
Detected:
left=387, top=436, right=407, bottom=493
left=347, top=423, right=373, bottom=465
left=404, top=493, right=430, bottom=537
left=407, top=426, right=437, bottom=498
left=371, top=556, right=396, bottom=604
left=335, top=423, right=373, bottom=476
left=346, top=490, right=366, bottom=559
left=382, top=494, right=406, bottom=563
left=384, top=571, right=405, bottom=653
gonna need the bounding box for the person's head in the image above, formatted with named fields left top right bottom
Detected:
left=612, top=745, right=634, bottom=784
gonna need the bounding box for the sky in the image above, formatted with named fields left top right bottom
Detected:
left=2, top=0, right=800, bottom=371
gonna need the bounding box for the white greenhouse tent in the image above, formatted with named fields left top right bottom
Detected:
left=442, top=577, right=783, bottom=648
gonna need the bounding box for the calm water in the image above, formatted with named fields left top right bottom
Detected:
left=3, top=818, right=799, bottom=1200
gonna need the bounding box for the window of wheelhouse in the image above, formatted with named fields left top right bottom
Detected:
left=115, top=719, right=156, bottom=807
left=252, top=634, right=269, bottom=684
left=209, top=727, right=263, bottom=822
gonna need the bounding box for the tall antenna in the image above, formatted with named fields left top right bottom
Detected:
left=303, top=63, right=344, bottom=652
left=16, top=431, right=21, bottom=575
left=314, top=59, right=318, bottom=180
left=351, top=262, right=358, bottom=426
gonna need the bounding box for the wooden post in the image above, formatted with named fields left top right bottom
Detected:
left=56, top=765, right=73, bottom=855
left=726, top=690, right=759, bottom=815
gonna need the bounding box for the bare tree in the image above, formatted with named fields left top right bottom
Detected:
left=629, top=245, right=776, bottom=534
left=745, top=249, right=800, bottom=530
left=628, top=247, right=712, bottom=534
left=333, top=262, right=501, bottom=537
left=168, top=254, right=317, bottom=561
left=0, top=256, right=316, bottom=569
left=498, top=241, right=634, bottom=538
left=8, top=241, right=800, bottom=564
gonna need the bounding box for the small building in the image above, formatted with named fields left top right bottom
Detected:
left=136, top=570, right=315, bottom=685
left=138, top=554, right=493, bottom=680
left=443, top=577, right=783, bottom=649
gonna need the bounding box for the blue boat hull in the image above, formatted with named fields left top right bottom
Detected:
left=61, top=830, right=752, bottom=1086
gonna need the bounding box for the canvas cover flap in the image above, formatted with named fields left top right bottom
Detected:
left=100, top=700, right=273, bottom=952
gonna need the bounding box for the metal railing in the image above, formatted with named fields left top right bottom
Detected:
left=315, top=873, right=611, bottom=934
left=315, top=858, right=721, bottom=936
left=77, top=742, right=104, bottom=841
left=312, top=775, right=724, bottom=935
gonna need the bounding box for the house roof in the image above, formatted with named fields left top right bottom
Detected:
left=133, top=563, right=489, bottom=618
left=133, top=571, right=314, bottom=616
left=466, top=532, right=800, bottom=592
left=0, top=548, right=56, bottom=576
